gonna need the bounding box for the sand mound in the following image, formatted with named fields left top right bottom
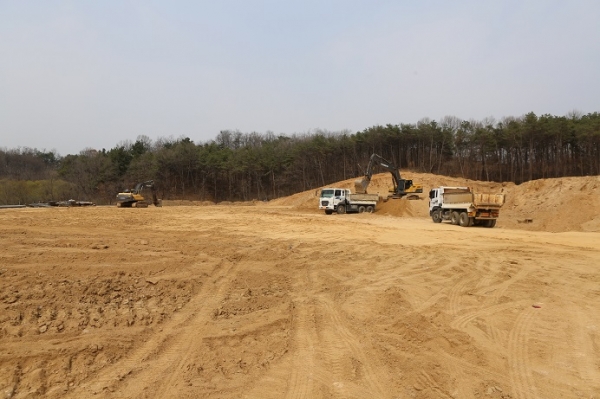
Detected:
left=268, top=172, right=600, bottom=233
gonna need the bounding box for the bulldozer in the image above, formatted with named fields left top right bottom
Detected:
left=116, top=180, right=162, bottom=208
left=355, top=154, right=423, bottom=200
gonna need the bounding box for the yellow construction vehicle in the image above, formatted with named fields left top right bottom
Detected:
left=116, top=180, right=162, bottom=208
left=355, top=154, right=423, bottom=200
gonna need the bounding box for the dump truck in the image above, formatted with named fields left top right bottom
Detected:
left=319, top=188, right=379, bottom=215
left=429, top=186, right=505, bottom=227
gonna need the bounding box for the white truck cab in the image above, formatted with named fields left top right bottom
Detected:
left=319, top=188, right=350, bottom=215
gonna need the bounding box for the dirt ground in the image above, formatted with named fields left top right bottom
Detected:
left=1, top=172, right=600, bottom=399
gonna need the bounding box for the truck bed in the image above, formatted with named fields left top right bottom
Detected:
left=442, top=191, right=505, bottom=209
left=348, top=193, right=380, bottom=202
left=473, top=193, right=505, bottom=208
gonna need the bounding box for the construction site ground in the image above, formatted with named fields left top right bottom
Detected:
left=1, top=172, right=600, bottom=399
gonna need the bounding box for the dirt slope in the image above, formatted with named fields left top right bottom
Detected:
left=1, top=173, right=600, bottom=399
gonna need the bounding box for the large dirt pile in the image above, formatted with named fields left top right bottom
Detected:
left=269, top=172, right=600, bottom=233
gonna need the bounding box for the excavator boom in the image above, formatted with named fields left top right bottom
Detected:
left=355, top=154, right=423, bottom=199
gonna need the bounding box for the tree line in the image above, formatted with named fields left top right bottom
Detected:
left=1, top=111, right=599, bottom=205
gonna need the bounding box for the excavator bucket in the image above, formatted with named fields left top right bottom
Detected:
left=354, top=178, right=369, bottom=194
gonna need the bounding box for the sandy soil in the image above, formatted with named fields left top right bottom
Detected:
left=1, top=172, right=600, bottom=398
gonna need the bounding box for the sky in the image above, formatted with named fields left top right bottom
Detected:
left=1, top=0, right=599, bottom=156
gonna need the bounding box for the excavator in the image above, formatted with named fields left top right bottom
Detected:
left=354, top=154, right=423, bottom=200
left=116, top=180, right=162, bottom=208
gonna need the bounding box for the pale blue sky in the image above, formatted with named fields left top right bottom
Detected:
left=1, top=1, right=599, bottom=155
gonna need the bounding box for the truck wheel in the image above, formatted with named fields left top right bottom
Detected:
left=459, top=212, right=470, bottom=227
left=485, top=219, right=497, bottom=228
left=451, top=211, right=460, bottom=225
left=366, top=205, right=374, bottom=213
left=325, top=210, right=333, bottom=215
left=432, top=209, right=442, bottom=223
left=358, top=206, right=366, bottom=213
left=337, top=205, right=346, bottom=214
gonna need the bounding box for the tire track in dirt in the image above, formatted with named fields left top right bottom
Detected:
left=400, top=253, right=461, bottom=281
left=411, top=286, right=450, bottom=313
left=486, top=323, right=505, bottom=346
left=376, top=254, right=462, bottom=312
left=451, top=302, right=516, bottom=330
left=380, top=281, right=452, bottom=316
left=315, top=297, right=389, bottom=398
left=414, top=370, right=455, bottom=399
left=63, top=259, right=236, bottom=398
left=449, top=264, right=529, bottom=348
left=240, top=261, right=321, bottom=399
left=437, top=348, right=505, bottom=399
left=437, top=349, right=506, bottom=382
left=284, top=299, right=318, bottom=399
left=473, top=265, right=529, bottom=299
left=281, top=261, right=324, bottom=399
left=317, top=328, right=352, bottom=399
left=451, top=301, right=517, bottom=349
left=572, top=307, right=600, bottom=393
left=508, top=308, right=539, bottom=399
left=443, top=253, right=485, bottom=317
left=148, top=259, right=241, bottom=398
left=447, top=277, right=474, bottom=317
left=475, top=272, right=493, bottom=292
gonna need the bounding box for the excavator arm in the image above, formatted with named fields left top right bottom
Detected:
left=133, top=180, right=154, bottom=194
left=135, top=180, right=161, bottom=206
left=355, top=154, right=423, bottom=198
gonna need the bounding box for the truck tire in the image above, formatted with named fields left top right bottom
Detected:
left=432, top=209, right=442, bottom=223
left=366, top=205, right=374, bottom=213
left=451, top=211, right=460, bottom=225
left=325, top=210, right=333, bottom=215
left=337, top=204, right=346, bottom=214
left=358, top=206, right=366, bottom=213
left=484, top=219, right=496, bottom=228
left=459, top=212, right=470, bottom=227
